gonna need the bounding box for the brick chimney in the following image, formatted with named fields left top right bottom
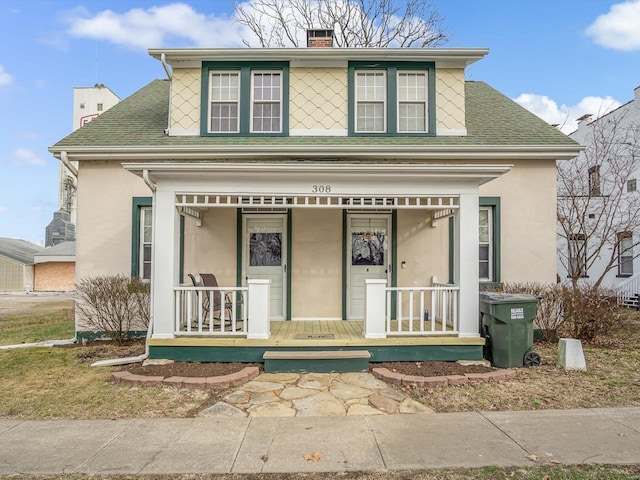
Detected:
left=307, top=29, right=334, bottom=47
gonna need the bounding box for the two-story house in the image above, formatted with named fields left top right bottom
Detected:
left=49, top=31, right=581, bottom=366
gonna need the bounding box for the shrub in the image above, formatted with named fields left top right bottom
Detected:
left=486, top=281, right=623, bottom=343
left=76, top=274, right=150, bottom=345
left=561, top=283, right=622, bottom=343
left=500, top=282, right=565, bottom=342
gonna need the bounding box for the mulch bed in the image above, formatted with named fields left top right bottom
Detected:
left=64, top=338, right=496, bottom=378
left=121, top=360, right=494, bottom=378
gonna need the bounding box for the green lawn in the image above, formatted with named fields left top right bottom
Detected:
left=0, top=310, right=75, bottom=346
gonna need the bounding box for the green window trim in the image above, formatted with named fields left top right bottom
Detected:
left=201, top=61, right=289, bottom=137
left=479, top=197, right=501, bottom=286
left=447, top=197, right=501, bottom=286
left=348, top=61, right=436, bottom=136
left=131, top=197, right=184, bottom=283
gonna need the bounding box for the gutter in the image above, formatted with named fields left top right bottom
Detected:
left=142, top=169, right=157, bottom=192
left=52, top=144, right=584, bottom=161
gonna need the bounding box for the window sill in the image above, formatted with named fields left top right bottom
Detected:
left=616, top=274, right=633, bottom=278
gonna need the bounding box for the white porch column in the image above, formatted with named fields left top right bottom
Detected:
left=150, top=186, right=180, bottom=339
left=364, top=279, right=387, bottom=339
left=247, top=279, right=271, bottom=339
left=456, top=192, right=480, bottom=338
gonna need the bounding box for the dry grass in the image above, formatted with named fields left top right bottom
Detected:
left=405, top=310, right=640, bottom=412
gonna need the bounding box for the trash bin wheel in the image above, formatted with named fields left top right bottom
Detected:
left=523, top=351, right=541, bottom=367
left=483, top=334, right=492, bottom=362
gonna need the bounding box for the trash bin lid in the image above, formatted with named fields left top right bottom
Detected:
left=480, top=293, right=539, bottom=304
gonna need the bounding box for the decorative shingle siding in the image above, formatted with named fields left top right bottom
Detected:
left=170, top=68, right=201, bottom=133
left=435, top=68, right=466, bottom=133
left=290, top=68, right=348, bottom=133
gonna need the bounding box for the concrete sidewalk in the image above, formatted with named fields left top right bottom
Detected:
left=1, top=407, right=639, bottom=475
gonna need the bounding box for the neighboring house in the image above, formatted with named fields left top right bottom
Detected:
left=33, top=241, right=76, bottom=292
left=0, top=237, right=43, bottom=292
left=558, top=85, right=640, bottom=302
left=49, top=31, right=581, bottom=364
left=45, top=84, right=120, bottom=246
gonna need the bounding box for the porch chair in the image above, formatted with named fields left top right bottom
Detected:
left=199, top=273, right=243, bottom=326
left=187, top=273, right=230, bottom=327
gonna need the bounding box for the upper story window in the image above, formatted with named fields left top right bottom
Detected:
left=588, top=165, right=601, bottom=196
left=627, top=178, right=636, bottom=193
left=210, top=72, right=240, bottom=133
left=202, top=62, right=288, bottom=136
left=349, top=62, right=435, bottom=136
left=252, top=72, right=282, bottom=133
left=397, top=72, right=428, bottom=133
left=355, top=71, right=386, bottom=132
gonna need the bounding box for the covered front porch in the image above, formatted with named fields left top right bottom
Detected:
left=126, top=161, right=510, bottom=363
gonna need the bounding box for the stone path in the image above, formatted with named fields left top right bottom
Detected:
left=199, top=372, right=434, bottom=418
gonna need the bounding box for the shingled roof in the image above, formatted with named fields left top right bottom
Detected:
left=0, top=238, right=43, bottom=265
left=50, top=79, right=578, bottom=151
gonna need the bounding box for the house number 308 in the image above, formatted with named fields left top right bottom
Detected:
left=312, top=185, right=332, bottom=193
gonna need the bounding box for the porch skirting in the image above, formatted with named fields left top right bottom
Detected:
left=147, top=321, right=485, bottom=362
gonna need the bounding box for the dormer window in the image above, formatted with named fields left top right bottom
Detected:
left=202, top=62, right=289, bottom=136
left=210, top=72, right=240, bottom=133
left=349, top=62, right=435, bottom=136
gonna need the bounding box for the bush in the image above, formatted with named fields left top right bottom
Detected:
left=500, top=282, right=564, bottom=342
left=561, top=283, right=622, bottom=342
left=487, top=281, right=622, bottom=343
left=76, top=274, right=150, bottom=345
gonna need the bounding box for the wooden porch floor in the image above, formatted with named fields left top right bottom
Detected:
left=149, top=320, right=483, bottom=348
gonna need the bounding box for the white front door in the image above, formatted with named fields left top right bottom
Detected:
left=347, top=214, right=391, bottom=320
left=243, top=214, right=287, bottom=320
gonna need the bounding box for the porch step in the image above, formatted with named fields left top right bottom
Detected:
left=263, top=350, right=371, bottom=373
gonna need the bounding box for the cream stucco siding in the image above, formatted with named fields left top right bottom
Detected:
left=479, top=159, right=557, bottom=283
left=76, top=161, right=152, bottom=281
left=170, top=68, right=201, bottom=133
left=289, top=67, right=348, bottom=134
left=435, top=68, right=466, bottom=134
left=182, top=208, right=237, bottom=287
left=291, top=209, right=343, bottom=319
left=396, top=209, right=450, bottom=287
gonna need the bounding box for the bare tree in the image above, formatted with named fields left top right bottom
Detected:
left=234, top=0, right=447, bottom=48
left=558, top=112, right=640, bottom=289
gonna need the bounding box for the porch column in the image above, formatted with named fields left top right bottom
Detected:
left=456, top=192, right=480, bottom=338
left=364, top=279, right=387, bottom=339
left=247, top=279, right=271, bottom=339
left=150, top=186, right=180, bottom=339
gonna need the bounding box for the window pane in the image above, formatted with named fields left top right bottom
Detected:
left=250, top=233, right=282, bottom=266
left=352, top=231, right=385, bottom=266
left=357, top=103, right=384, bottom=132
left=398, top=73, right=426, bottom=101
left=399, top=103, right=425, bottom=132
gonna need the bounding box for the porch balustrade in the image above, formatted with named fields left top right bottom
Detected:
left=385, top=286, right=459, bottom=335
left=174, top=286, right=248, bottom=336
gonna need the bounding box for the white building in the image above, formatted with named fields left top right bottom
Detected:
left=558, top=85, right=640, bottom=299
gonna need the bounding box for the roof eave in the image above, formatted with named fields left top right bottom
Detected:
left=148, top=47, right=489, bottom=68
left=50, top=144, right=582, bottom=161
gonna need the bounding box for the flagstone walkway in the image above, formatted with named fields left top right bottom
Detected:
left=198, top=372, right=434, bottom=418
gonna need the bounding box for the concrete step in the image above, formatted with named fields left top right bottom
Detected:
left=263, top=350, right=371, bottom=373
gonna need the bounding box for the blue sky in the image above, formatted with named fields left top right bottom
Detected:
left=1, top=0, right=639, bottom=244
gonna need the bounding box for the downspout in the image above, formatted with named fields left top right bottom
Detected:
left=143, top=170, right=156, bottom=192
left=60, top=151, right=78, bottom=178
left=92, top=169, right=156, bottom=367
left=160, top=53, right=172, bottom=80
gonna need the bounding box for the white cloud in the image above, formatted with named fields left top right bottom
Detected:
left=0, top=65, right=14, bottom=88
left=514, top=93, right=622, bottom=134
left=9, top=148, right=47, bottom=167
left=586, top=0, right=640, bottom=51
left=64, top=3, right=246, bottom=50
left=0, top=206, right=9, bottom=213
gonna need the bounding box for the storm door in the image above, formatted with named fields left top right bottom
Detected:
left=242, top=214, right=287, bottom=320
left=347, top=214, right=391, bottom=319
